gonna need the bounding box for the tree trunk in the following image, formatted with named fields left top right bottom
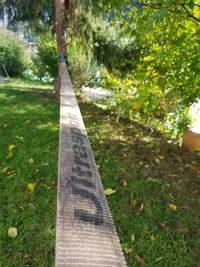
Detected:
left=54, top=0, right=68, bottom=99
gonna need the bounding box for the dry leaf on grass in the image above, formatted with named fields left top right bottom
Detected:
left=6, top=152, right=13, bottom=159
left=2, top=166, right=10, bottom=173
left=8, top=227, right=17, bottom=238
left=134, top=254, right=146, bottom=266
left=28, top=158, right=34, bottom=164
left=131, top=233, right=135, bottom=241
left=124, top=248, right=132, bottom=254
left=123, top=180, right=127, bottom=187
left=103, top=188, right=116, bottom=195
left=131, top=199, right=137, bottom=207
left=151, top=234, right=156, bottom=241
left=168, top=204, right=177, bottom=210
left=8, top=145, right=16, bottom=151
left=154, top=256, right=164, bottom=262
left=27, top=183, right=35, bottom=192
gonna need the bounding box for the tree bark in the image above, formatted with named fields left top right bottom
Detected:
left=54, top=0, right=68, bottom=99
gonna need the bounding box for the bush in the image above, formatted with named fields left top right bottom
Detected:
left=0, top=28, right=27, bottom=77
left=32, top=32, right=57, bottom=79
left=67, top=38, right=94, bottom=88
left=99, top=73, right=192, bottom=138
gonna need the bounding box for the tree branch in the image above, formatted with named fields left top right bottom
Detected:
left=180, top=4, right=200, bottom=22
left=141, top=1, right=200, bottom=23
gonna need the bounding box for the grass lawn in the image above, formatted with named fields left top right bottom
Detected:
left=0, top=79, right=200, bottom=266
left=79, top=99, right=200, bottom=267
left=0, top=79, right=59, bottom=266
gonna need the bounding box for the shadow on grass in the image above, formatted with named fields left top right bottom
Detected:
left=79, top=99, right=200, bottom=267
left=1, top=83, right=200, bottom=266
left=0, top=83, right=59, bottom=266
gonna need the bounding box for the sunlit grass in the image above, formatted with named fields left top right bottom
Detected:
left=1, top=79, right=199, bottom=266
left=0, top=78, right=59, bottom=266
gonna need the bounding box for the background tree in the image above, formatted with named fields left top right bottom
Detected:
left=54, top=0, right=69, bottom=98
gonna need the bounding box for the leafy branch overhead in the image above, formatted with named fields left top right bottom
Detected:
left=141, top=0, right=200, bottom=22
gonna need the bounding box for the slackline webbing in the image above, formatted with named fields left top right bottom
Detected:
left=55, top=62, right=127, bottom=267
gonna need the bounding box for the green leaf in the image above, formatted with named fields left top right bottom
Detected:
left=188, top=0, right=194, bottom=9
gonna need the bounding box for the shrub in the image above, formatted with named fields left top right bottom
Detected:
left=67, top=38, right=94, bottom=88
left=32, top=32, right=57, bottom=79
left=0, top=28, right=27, bottom=77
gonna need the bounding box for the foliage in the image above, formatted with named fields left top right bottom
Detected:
left=1, top=0, right=199, bottom=134
left=93, top=1, right=200, bottom=136
left=0, top=28, right=27, bottom=76
left=67, top=36, right=95, bottom=88
left=93, top=23, right=140, bottom=74
left=0, top=0, right=53, bottom=31
left=64, top=1, right=103, bottom=87
left=32, top=32, right=58, bottom=79
left=66, top=0, right=141, bottom=86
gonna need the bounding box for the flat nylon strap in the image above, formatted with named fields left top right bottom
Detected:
left=55, top=62, right=127, bottom=267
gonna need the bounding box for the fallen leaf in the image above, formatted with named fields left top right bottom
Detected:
left=147, top=177, right=156, bottom=182
left=154, top=256, right=164, bottom=262
left=151, top=234, right=156, bottom=241
left=124, top=248, right=132, bottom=254
left=7, top=170, right=15, bottom=175
left=168, top=204, right=177, bottom=210
left=28, top=158, right=34, bottom=164
left=188, top=165, right=197, bottom=171
left=16, top=136, right=24, bottom=141
left=179, top=228, right=190, bottom=234
left=42, top=162, right=49, bottom=166
left=47, top=181, right=56, bottom=189
left=8, top=145, right=16, bottom=151
left=2, top=166, right=10, bottom=173
left=138, top=203, right=144, bottom=212
left=178, top=167, right=184, bottom=172
left=168, top=193, right=174, bottom=199
left=134, top=254, right=146, bottom=266
left=131, top=233, right=135, bottom=241
left=103, top=188, right=116, bottom=195
left=27, top=183, right=35, bottom=192
left=8, top=227, right=17, bottom=238
left=6, top=152, right=13, bottom=159
left=123, top=180, right=127, bottom=187
left=131, top=199, right=137, bottom=207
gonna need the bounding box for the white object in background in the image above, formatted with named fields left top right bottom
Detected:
left=189, top=100, right=200, bottom=134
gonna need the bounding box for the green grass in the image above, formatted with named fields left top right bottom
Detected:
left=0, top=79, right=59, bottom=266
left=79, top=99, right=200, bottom=267
left=0, top=79, right=200, bottom=266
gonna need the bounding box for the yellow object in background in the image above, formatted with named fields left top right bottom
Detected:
left=182, top=130, right=200, bottom=151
